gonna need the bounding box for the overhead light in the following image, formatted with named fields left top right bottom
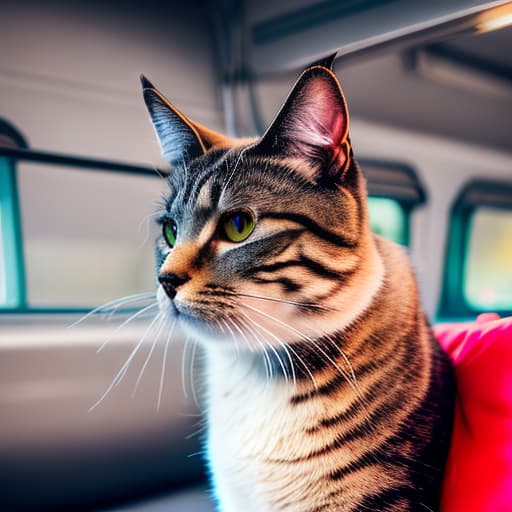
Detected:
left=476, top=3, right=512, bottom=33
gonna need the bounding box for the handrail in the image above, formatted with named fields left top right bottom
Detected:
left=0, top=146, right=167, bottom=178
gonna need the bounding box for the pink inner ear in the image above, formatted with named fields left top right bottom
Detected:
left=286, top=77, right=349, bottom=175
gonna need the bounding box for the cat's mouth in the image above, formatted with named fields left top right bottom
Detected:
left=176, top=308, right=231, bottom=343
left=157, top=288, right=227, bottom=341
left=177, top=311, right=220, bottom=337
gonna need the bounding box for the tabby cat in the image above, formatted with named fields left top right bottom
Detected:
left=141, top=59, right=454, bottom=511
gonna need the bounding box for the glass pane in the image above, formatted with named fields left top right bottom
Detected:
left=17, top=163, right=166, bottom=308
left=367, top=197, right=407, bottom=245
left=465, top=207, right=512, bottom=311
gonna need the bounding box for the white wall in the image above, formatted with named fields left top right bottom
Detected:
left=0, top=0, right=224, bottom=164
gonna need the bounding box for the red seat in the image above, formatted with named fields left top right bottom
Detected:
left=435, top=313, right=512, bottom=512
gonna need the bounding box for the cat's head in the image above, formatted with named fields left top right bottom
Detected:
left=142, top=63, right=383, bottom=353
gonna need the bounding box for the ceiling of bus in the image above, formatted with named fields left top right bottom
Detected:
left=243, top=0, right=512, bottom=151
left=1, top=0, right=510, bottom=155
left=336, top=26, right=512, bottom=151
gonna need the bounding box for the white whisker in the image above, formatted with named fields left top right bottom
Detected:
left=157, top=318, right=178, bottom=411
left=68, top=292, right=156, bottom=328
left=241, top=311, right=298, bottom=387
left=181, top=336, right=193, bottom=399
left=239, top=311, right=291, bottom=384
left=112, top=312, right=163, bottom=387
left=131, top=315, right=168, bottom=398
left=185, top=419, right=208, bottom=440
left=224, top=316, right=247, bottom=360
left=89, top=312, right=162, bottom=412
left=324, top=334, right=359, bottom=390
left=242, top=303, right=359, bottom=396
left=236, top=292, right=328, bottom=311
left=286, top=343, right=318, bottom=391
left=152, top=166, right=166, bottom=179
left=237, top=314, right=273, bottom=382
left=138, top=211, right=162, bottom=249
left=97, top=302, right=158, bottom=353
left=219, top=146, right=250, bottom=202
left=189, top=339, right=201, bottom=409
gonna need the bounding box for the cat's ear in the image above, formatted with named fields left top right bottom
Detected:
left=141, top=75, right=232, bottom=167
left=257, top=65, right=351, bottom=183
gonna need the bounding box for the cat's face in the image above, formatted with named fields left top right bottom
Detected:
left=143, top=66, right=383, bottom=352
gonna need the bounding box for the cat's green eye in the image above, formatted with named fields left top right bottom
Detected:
left=222, top=209, right=256, bottom=243
left=163, top=219, right=177, bottom=248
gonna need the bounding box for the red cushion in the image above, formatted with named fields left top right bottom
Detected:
left=434, top=313, right=512, bottom=512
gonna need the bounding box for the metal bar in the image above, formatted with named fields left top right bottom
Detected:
left=0, top=146, right=167, bottom=178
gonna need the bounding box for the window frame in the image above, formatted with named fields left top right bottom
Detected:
left=439, top=179, right=512, bottom=319
left=0, top=120, right=28, bottom=310
left=0, top=156, right=26, bottom=308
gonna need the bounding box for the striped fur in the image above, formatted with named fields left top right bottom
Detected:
left=143, top=65, right=454, bottom=511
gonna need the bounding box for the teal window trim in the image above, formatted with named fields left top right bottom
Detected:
left=402, top=203, right=413, bottom=248
left=0, top=158, right=26, bottom=309
left=438, top=179, right=512, bottom=319
left=367, top=196, right=410, bottom=246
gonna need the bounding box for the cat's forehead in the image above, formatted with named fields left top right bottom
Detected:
left=173, top=148, right=240, bottom=207
left=164, top=146, right=348, bottom=229
left=164, top=147, right=256, bottom=229
left=168, top=146, right=266, bottom=213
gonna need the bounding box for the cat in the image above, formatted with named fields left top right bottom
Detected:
left=141, top=58, right=455, bottom=512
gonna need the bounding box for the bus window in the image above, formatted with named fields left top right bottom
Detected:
left=17, top=162, right=164, bottom=309
left=465, top=207, right=512, bottom=311
left=367, top=196, right=407, bottom=246
left=440, top=180, right=512, bottom=319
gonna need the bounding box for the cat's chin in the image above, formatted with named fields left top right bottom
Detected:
left=176, top=313, right=227, bottom=343
left=159, top=303, right=231, bottom=345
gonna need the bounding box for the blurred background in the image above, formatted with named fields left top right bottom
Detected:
left=0, top=0, right=511, bottom=510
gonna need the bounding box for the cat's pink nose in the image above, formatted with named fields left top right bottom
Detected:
left=158, top=273, right=190, bottom=299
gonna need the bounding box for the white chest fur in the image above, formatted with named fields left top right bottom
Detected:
left=206, top=350, right=339, bottom=512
